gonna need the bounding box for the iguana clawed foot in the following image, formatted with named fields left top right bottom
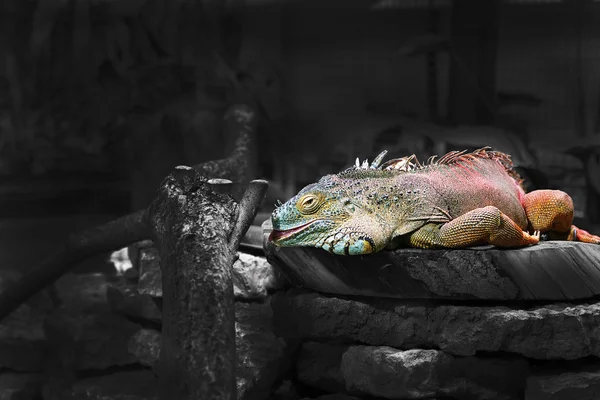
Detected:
left=406, top=194, right=600, bottom=250
left=566, top=226, right=600, bottom=244
left=523, top=189, right=600, bottom=245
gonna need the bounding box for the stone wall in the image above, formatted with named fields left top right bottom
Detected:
left=4, top=242, right=600, bottom=400
left=271, top=289, right=600, bottom=399
left=0, top=246, right=291, bottom=400
left=263, top=235, right=600, bottom=400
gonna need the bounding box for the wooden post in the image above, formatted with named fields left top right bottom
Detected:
left=149, top=164, right=267, bottom=400
left=447, top=0, right=499, bottom=124
left=150, top=166, right=236, bottom=400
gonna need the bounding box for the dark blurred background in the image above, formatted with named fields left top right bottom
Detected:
left=1, top=0, right=600, bottom=274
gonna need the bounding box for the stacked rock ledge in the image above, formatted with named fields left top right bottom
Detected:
left=262, top=226, right=600, bottom=400
left=5, top=223, right=600, bottom=399
left=107, top=246, right=292, bottom=400
left=0, top=241, right=289, bottom=400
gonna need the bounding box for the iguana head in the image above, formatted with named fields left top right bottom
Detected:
left=269, top=152, right=401, bottom=255
left=269, top=179, right=384, bottom=255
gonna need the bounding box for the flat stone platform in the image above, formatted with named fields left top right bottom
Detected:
left=262, top=220, right=600, bottom=301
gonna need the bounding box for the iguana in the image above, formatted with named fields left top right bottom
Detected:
left=269, top=147, right=600, bottom=255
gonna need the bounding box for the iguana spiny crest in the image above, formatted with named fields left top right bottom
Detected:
left=269, top=147, right=524, bottom=255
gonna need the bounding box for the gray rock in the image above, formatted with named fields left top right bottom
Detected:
left=61, top=370, right=159, bottom=400
left=0, top=271, right=55, bottom=313
left=233, top=253, right=285, bottom=299
left=296, top=342, right=347, bottom=393
left=428, top=303, right=596, bottom=359
left=46, top=273, right=164, bottom=372
left=44, top=309, right=141, bottom=370
left=138, top=247, right=162, bottom=298
left=0, top=372, right=42, bottom=400
left=0, top=303, right=46, bottom=371
left=107, top=279, right=161, bottom=323
left=124, top=267, right=140, bottom=282
left=0, top=271, right=21, bottom=292
left=271, top=380, right=300, bottom=400
left=56, top=267, right=161, bottom=324
left=136, top=246, right=285, bottom=301
left=526, top=371, right=600, bottom=400
left=272, top=290, right=431, bottom=350
left=264, top=227, right=600, bottom=301
left=127, top=240, right=155, bottom=271
left=297, top=343, right=528, bottom=400
left=342, top=346, right=451, bottom=399
left=128, top=329, right=161, bottom=369
left=0, top=271, right=55, bottom=372
left=272, top=291, right=600, bottom=360
left=442, top=356, right=529, bottom=400
left=54, top=273, right=110, bottom=312
left=115, top=300, right=289, bottom=400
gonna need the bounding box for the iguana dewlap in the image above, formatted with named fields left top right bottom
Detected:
left=269, top=147, right=600, bottom=255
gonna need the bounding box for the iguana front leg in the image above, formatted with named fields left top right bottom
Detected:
left=408, top=206, right=540, bottom=249
left=522, top=190, right=600, bottom=244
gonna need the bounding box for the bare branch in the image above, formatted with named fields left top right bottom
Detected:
left=0, top=209, right=150, bottom=321
left=229, top=179, right=269, bottom=253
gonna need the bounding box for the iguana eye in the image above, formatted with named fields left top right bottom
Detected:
left=297, top=193, right=323, bottom=214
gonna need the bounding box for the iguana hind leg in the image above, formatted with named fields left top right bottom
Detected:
left=409, top=206, right=539, bottom=249
left=522, top=190, right=600, bottom=244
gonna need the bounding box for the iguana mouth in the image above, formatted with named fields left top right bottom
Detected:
left=269, top=220, right=320, bottom=243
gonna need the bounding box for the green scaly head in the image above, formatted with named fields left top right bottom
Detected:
left=269, top=151, right=402, bottom=255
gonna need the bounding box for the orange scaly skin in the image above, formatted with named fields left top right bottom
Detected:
left=405, top=167, right=600, bottom=249
left=522, top=189, right=600, bottom=244
left=408, top=206, right=541, bottom=249
left=270, top=147, right=600, bottom=255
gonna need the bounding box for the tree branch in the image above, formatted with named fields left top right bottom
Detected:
left=229, top=179, right=269, bottom=254
left=0, top=209, right=150, bottom=321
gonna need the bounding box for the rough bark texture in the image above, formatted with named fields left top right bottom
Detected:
left=128, top=328, right=162, bottom=369
left=149, top=165, right=238, bottom=400
left=53, top=252, right=285, bottom=400
left=264, top=219, right=600, bottom=301
left=235, top=301, right=288, bottom=400
left=0, top=103, right=259, bottom=324
left=111, top=300, right=291, bottom=400
left=136, top=244, right=285, bottom=301
left=138, top=247, right=163, bottom=298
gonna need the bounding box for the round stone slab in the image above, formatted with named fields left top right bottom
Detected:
left=262, top=220, right=600, bottom=300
